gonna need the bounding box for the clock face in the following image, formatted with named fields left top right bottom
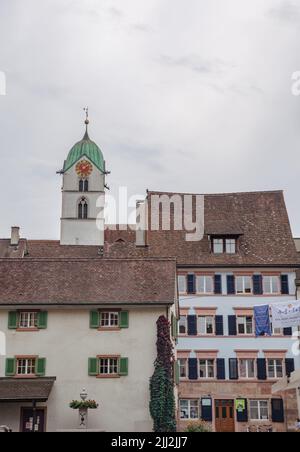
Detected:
left=76, top=160, right=93, bottom=178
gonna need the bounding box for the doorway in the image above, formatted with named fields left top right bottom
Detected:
left=20, top=407, right=46, bottom=432
left=215, top=400, right=235, bottom=432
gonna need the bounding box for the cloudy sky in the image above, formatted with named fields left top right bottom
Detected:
left=1, top=0, right=300, bottom=239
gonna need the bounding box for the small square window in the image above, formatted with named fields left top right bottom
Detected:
left=99, top=357, right=119, bottom=375
left=100, top=312, right=119, bottom=328
left=17, top=358, right=36, bottom=376
left=19, top=312, right=38, bottom=329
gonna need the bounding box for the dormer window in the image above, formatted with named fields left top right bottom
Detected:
left=212, top=236, right=237, bottom=254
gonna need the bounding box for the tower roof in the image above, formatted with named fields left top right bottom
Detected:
left=63, top=116, right=105, bottom=173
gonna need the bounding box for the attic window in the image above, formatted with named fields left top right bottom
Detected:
left=212, top=237, right=237, bottom=254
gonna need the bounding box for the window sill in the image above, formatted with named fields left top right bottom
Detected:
left=14, top=375, right=38, bottom=379
left=97, top=327, right=121, bottom=332
left=96, top=374, right=120, bottom=379
left=16, top=328, right=39, bottom=332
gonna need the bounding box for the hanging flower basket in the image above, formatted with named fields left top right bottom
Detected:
left=69, top=400, right=99, bottom=410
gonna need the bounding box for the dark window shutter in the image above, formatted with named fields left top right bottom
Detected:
left=214, top=275, right=222, bottom=294
left=187, top=315, right=197, bottom=336
left=188, top=358, right=198, bottom=380
left=283, top=327, right=292, bottom=336
left=253, top=275, right=263, bottom=295
left=215, top=316, right=224, bottom=336
left=280, top=275, right=289, bottom=295
left=236, top=399, right=248, bottom=422
left=187, top=274, right=196, bottom=294
left=257, top=359, right=267, bottom=380
left=285, top=359, right=295, bottom=377
left=119, top=358, right=129, bottom=376
left=88, top=358, right=98, bottom=376
left=119, top=311, right=129, bottom=329
left=271, top=399, right=285, bottom=423
left=229, top=358, right=239, bottom=380
left=37, top=311, right=48, bottom=329
left=216, top=359, right=226, bottom=380
left=201, top=398, right=213, bottom=422
left=227, top=275, right=236, bottom=295
left=5, top=358, right=16, bottom=377
left=90, top=311, right=99, bottom=329
left=228, top=315, right=237, bottom=336
left=8, top=312, right=18, bottom=330
left=36, top=358, right=46, bottom=377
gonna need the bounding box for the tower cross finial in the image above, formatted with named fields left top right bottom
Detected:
left=84, top=106, right=89, bottom=124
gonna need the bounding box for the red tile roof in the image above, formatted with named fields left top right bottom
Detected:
left=0, top=258, right=176, bottom=305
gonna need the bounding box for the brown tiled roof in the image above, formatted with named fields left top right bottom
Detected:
left=146, top=190, right=299, bottom=266
left=26, top=241, right=101, bottom=258
left=0, top=378, right=56, bottom=402
left=0, top=258, right=176, bottom=305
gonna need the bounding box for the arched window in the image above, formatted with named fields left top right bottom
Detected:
left=78, top=197, right=88, bottom=219
left=79, top=179, right=89, bottom=192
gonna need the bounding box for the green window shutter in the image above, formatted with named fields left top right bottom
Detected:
left=175, top=361, right=180, bottom=385
left=8, top=311, right=18, bottom=329
left=36, top=358, right=46, bottom=377
left=88, top=358, right=98, bottom=376
left=119, top=358, right=128, bottom=376
left=119, top=311, right=129, bottom=329
left=171, top=314, right=177, bottom=339
left=37, top=311, right=48, bottom=329
left=90, top=311, right=99, bottom=329
left=5, top=358, right=16, bottom=377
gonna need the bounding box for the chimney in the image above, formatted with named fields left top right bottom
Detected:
left=11, top=227, right=20, bottom=246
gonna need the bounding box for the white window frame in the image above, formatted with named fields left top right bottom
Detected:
left=267, top=359, right=284, bottom=379
left=237, top=316, right=254, bottom=335
left=263, top=276, right=280, bottom=295
left=18, top=312, right=38, bottom=329
left=236, top=276, right=252, bottom=294
left=225, top=238, right=236, bottom=254
left=239, top=359, right=256, bottom=379
left=100, top=312, right=119, bottom=328
left=99, top=357, right=119, bottom=375
left=249, top=400, right=269, bottom=421
left=178, top=359, right=188, bottom=379
left=17, top=358, right=36, bottom=376
left=179, top=316, right=187, bottom=335
left=178, top=276, right=187, bottom=294
left=198, top=316, right=215, bottom=335
left=196, top=275, right=214, bottom=294
left=199, top=359, right=215, bottom=379
left=179, top=399, right=200, bottom=420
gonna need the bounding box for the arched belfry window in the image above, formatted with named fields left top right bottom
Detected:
left=78, top=197, right=88, bottom=219
left=79, top=179, right=89, bottom=192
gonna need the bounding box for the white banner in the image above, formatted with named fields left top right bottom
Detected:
left=271, top=300, right=300, bottom=329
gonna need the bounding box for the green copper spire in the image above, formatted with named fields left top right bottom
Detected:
left=63, top=109, right=105, bottom=173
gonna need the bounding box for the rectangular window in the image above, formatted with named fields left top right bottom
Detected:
left=263, top=276, right=280, bottom=294
left=213, top=238, right=224, bottom=254
left=19, top=312, right=38, bottom=329
left=100, top=312, right=119, bottom=328
left=17, top=358, right=36, bottom=376
left=236, top=276, right=252, bottom=294
left=267, top=359, right=283, bottom=379
left=271, top=322, right=282, bottom=336
left=99, top=357, right=119, bottom=375
left=178, top=359, right=188, bottom=378
left=179, top=316, right=187, bottom=335
left=237, top=316, right=253, bottom=335
left=179, top=399, right=200, bottom=420
left=178, top=276, right=186, bottom=294
left=212, top=237, right=237, bottom=254
left=196, top=276, right=214, bottom=294
left=239, top=359, right=256, bottom=379
left=226, top=239, right=236, bottom=254
left=198, top=316, right=214, bottom=335
left=199, top=359, right=215, bottom=379
left=249, top=400, right=269, bottom=421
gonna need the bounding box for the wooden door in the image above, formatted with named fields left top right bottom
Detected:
left=21, top=408, right=45, bottom=432
left=215, top=400, right=235, bottom=433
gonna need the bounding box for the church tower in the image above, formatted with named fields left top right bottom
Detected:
left=60, top=111, right=106, bottom=246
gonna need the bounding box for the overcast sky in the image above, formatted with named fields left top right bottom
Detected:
left=1, top=0, right=300, bottom=239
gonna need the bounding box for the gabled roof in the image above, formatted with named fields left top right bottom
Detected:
left=0, top=258, right=176, bottom=305
left=146, top=190, right=299, bottom=266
